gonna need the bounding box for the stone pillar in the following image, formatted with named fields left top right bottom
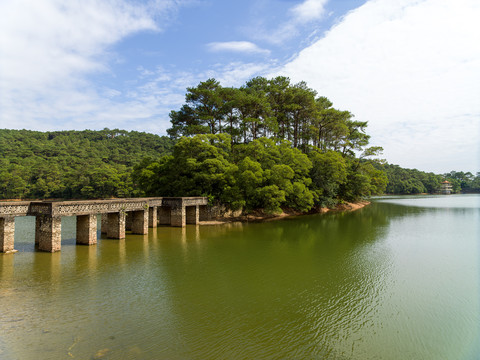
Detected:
left=158, top=207, right=171, bottom=225
left=131, top=210, right=148, bottom=235
left=171, top=206, right=185, bottom=227
left=35, top=215, right=62, bottom=252
left=125, top=212, right=133, bottom=231
left=107, top=212, right=126, bottom=239
left=199, top=205, right=209, bottom=221
left=76, top=214, right=97, bottom=245
left=148, top=207, right=157, bottom=228
left=101, top=213, right=108, bottom=234
left=0, top=216, right=15, bottom=253
left=186, top=205, right=199, bottom=225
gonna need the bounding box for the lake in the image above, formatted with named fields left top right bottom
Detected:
left=1, top=195, right=479, bottom=359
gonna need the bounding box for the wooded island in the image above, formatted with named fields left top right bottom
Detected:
left=1, top=77, right=478, bottom=212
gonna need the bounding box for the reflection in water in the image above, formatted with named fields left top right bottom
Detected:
left=195, top=224, right=200, bottom=242
left=0, top=196, right=479, bottom=359
left=181, top=226, right=187, bottom=245
left=74, top=243, right=98, bottom=277
left=153, top=210, right=393, bottom=359
left=119, top=238, right=126, bottom=266
left=32, top=252, right=62, bottom=290
left=142, top=234, right=150, bottom=261
left=375, top=193, right=480, bottom=209
left=1, top=252, right=14, bottom=279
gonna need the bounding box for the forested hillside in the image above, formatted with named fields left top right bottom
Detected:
left=378, top=164, right=480, bottom=194
left=0, top=129, right=173, bottom=199
left=134, top=76, right=478, bottom=212
left=135, top=77, right=388, bottom=213
left=1, top=76, right=477, bottom=206
left=134, top=134, right=387, bottom=213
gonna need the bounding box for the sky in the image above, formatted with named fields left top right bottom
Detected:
left=0, top=0, right=479, bottom=174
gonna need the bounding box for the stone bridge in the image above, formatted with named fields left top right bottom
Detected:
left=0, top=197, right=208, bottom=253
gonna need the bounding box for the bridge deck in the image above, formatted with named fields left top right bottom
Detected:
left=0, top=197, right=208, bottom=253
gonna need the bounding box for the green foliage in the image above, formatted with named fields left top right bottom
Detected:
left=360, top=163, right=388, bottom=196
left=133, top=134, right=237, bottom=201
left=340, top=171, right=372, bottom=202
left=375, top=165, right=480, bottom=194
left=309, top=150, right=347, bottom=206
left=7, top=75, right=476, bottom=211
left=0, top=128, right=173, bottom=199
left=288, top=182, right=314, bottom=213
left=256, top=185, right=286, bottom=214
left=380, top=164, right=433, bottom=194
left=443, top=171, right=479, bottom=193
left=167, top=76, right=373, bottom=156
left=136, top=76, right=398, bottom=211
left=135, top=133, right=380, bottom=213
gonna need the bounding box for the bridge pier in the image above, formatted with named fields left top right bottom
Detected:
left=186, top=205, right=199, bottom=225
left=107, top=212, right=126, bottom=239
left=131, top=210, right=148, bottom=235
left=35, top=215, right=62, bottom=252
left=199, top=205, right=209, bottom=221
left=158, top=206, right=171, bottom=225
left=171, top=206, right=185, bottom=227
left=149, top=207, right=157, bottom=228
left=76, top=214, right=97, bottom=245
left=0, top=217, right=16, bottom=253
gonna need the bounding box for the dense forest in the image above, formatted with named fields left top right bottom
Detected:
left=134, top=134, right=388, bottom=212
left=167, top=77, right=375, bottom=156
left=135, top=77, right=478, bottom=212
left=0, top=129, right=173, bottom=199
left=1, top=77, right=478, bottom=209
left=380, top=164, right=480, bottom=195
left=135, top=77, right=389, bottom=212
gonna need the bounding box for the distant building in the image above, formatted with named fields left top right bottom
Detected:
left=440, top=180, right=453, bottom=194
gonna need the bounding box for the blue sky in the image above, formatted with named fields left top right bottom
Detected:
left=0, top=0, right=479, bottom=174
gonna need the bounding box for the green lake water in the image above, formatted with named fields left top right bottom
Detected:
left=1, top=195, right=479, bottom=359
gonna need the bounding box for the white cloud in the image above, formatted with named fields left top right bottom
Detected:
left=250, top=0, right=329, bottom=44
left=207, top=41, right=270, bottom=55
left=0, top=0, right=268, bottom=136
left=278, top=0, right=480, bottom=173
left=0, top=0, right=160, bottom=86
left=0, top=0, right=184, bottom=133
left=291, top=0, right=328, bottom=22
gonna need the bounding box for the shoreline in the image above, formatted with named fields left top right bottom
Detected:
left=0, top=198, right=370, bottom=226
left=200, top=200, right=371, bottom=225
